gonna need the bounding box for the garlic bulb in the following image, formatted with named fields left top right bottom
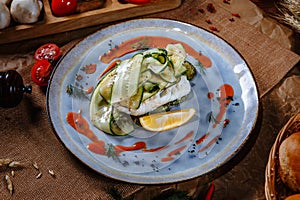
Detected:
left=0, top=2, right=10, bottom=29
left=10, top=0, right=43, bottom=24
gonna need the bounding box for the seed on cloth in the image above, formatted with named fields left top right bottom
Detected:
left=32, top=162, right=39, bottom=170
left=48, top=169, right=55, bottom=177
left=36, top=172, right=42, bottom=179
left=8, top=161, right=22, bottom=168
left=0, top=159, right=12, bottom=166
left=5, top=175, right=13, bottom=195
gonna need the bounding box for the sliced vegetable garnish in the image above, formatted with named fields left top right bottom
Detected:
left=89, top=43, right=196, bottom=135
left=111, top=53, right=143, bottom=104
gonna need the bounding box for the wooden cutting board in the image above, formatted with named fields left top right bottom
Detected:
left=0, top=0, right=182, bottom=45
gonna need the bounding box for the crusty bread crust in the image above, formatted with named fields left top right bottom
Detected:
left=279, top=132, right=300, bottom=192
left=284, top=194, right=300, bottom=200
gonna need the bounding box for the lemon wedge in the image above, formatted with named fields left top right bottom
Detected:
left=139, top=108, right=196, bottom=132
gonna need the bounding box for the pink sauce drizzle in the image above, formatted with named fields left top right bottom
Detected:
left=100, top=36, right=212, bottom=68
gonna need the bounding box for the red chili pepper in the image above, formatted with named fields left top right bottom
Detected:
left=209, top=26, right=219, bottom=32
left=205, top=182, right=215, bottom=200
left=205, top=19, right=212, bottom=24
left=229, top=18, right=235, bottom=22
left=207, top=3, right=216, bottom=13
left=232, top=13, right=241, bottom=18
left=198, top=8, right=205, bottom=13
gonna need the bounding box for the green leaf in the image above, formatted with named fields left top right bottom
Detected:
left=66, top=84, right=89, bottom=100
left=195, top=60, right=206, bottom=75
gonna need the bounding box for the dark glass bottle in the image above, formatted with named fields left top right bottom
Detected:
left=0, top=70, right=32, bottom=108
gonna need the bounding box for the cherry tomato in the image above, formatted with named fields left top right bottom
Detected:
left=51, top=0, right=77, bottom=17
left=34, top=43, right=61, bottom=61
left=31, top=60, right=54, bottom=87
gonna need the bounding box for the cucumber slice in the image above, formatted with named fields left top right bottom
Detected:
left=119, top=86, right=144, bottom=110
left=174, top=63, right=187, bottom=77
left=98, top=69, right=117, bottom=104
left=139, top=70, right=152, bottom=86
left=143, top=48, right=167, bottom=56
left=143, top=82, right=159, bottom=93
left=110, top=107, right=134, bottom=136
left=142, top=56, right=168, bottom=74
left=147, top=73, right=168, bottom=89
left=157, top=54, right=167, bottom=64
left=142, top=82, right=159, bottom=101
left=150, top=52, right=168, bottom=64
left=159, top=65, right=177, bottom=83
left=92, top=105, right=114, bottom=135
left=166, top=43, right=187, bottom=77
left=141, top=48, right=168, bottom=72
left=142, top=90, right=159, bottom=101
left=111, top=54, right=143, bottom=104
left=166, top=43, right=186, bottom=58
left=183, top=60, right=196, bottom=80
left=90, top=83, right=113, bottom=135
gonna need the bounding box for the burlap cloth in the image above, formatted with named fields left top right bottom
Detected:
left=0, top=0, right=299, bottom=199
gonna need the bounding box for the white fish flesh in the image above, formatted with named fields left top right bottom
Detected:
left=115, top=76, right=191, bottom=116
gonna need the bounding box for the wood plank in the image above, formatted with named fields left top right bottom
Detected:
left=0, top=0, right=182, bottom=44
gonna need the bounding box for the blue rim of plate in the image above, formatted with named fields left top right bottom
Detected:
left=46, top=18, right=259, bottom=184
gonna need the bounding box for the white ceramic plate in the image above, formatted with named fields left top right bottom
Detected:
left=47, top=18, right=259, bottom=184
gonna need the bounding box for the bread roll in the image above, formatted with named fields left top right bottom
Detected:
left=285, top=194, right=300, bottom=200
left=279, top=132, right=300, bottom=192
